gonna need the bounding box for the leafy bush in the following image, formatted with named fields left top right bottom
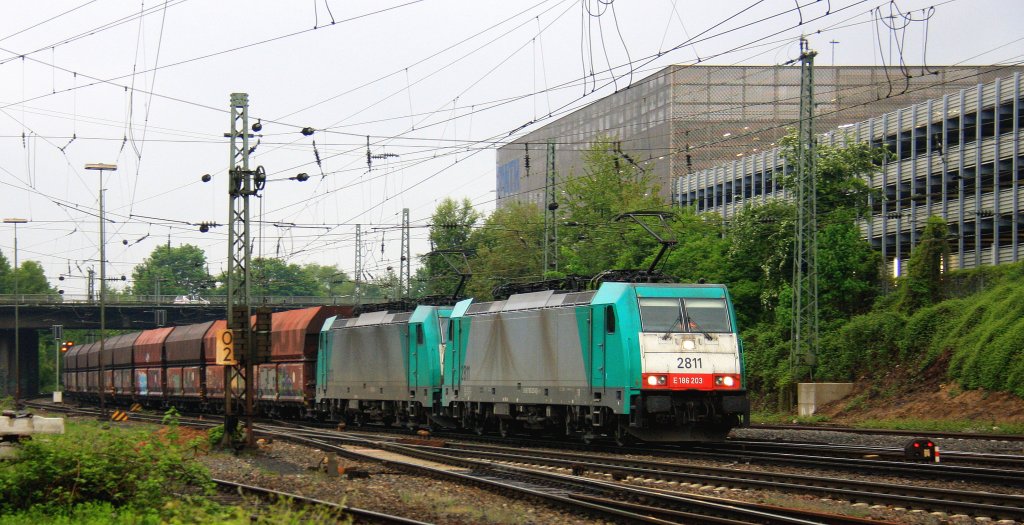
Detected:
left=816, top=310, right=906, bottom=381
left=0, top=499, right=240, bottom=525
left=947, top=285, right=1024, bottom=393
left=0, top=497, right=351, bottom=525
left=206, top=423, right=245, bottom=447
left=900, top=299, right=966, bottom=363
left=0, top=422, right=211, bottom=513
left=740, top=321, right=791, bottom=402
left=889, top=261, right=1024, bottom=398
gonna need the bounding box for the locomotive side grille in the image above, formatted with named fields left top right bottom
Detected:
left=562, top=291, right=596, bottom=305
left=467, top=302, right=497, bottom=315
left=390, top=312, right=413, bottom=323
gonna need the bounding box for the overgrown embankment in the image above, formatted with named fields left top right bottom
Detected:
left=805, top=261, right=1024, bottom=424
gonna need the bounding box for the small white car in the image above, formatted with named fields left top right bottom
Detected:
left=173, top=295, right=211, bottom=305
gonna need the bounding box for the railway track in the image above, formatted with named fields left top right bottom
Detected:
left=646, top=443, right=1024, bottom=486
left=273, top=431, right=891, bottom=525
left=212, top=478, right=431, bottom=525
left=26, top=400, right=1024, bottom=522
left=751, top=423, right=1024, bottom=442
left=714, top=439, right=1024, bottom=468
left=427, top=441, right=1024, bottom=521
left=28, top=400, right=1024, bottom=487
left=248, top=423, right=1024, bottom=522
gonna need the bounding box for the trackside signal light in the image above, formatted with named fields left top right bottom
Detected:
left=61, top=341, right=74, bottom=352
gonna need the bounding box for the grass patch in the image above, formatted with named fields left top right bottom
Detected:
left=851, top=418, right=1024, bottom=434
left=0, top=497, right=350, bottom=525
left=398, top=490, right=532, bottom=524
left=750, top=411, right=830, bottom=425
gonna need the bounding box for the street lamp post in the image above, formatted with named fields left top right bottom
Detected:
left=4, top=218, right=27, bottom=409
left=85, top=163, right=116, bottom=417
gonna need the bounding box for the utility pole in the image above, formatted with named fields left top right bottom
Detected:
left=356, top=223, right=364, bottom=300
left=399, top=208, right=410, bottom=298
left=4, top=218, right=27, bottom=409
left=542, top=139, right=558, bottom=274
left=85, top=163, right=117, bottom=418
left=225, top=92, right=265, bottom=448
left=791, top=38, right=819, bottom=386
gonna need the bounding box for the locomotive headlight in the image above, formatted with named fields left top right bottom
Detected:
left=713, top=374, right=738, bottom=388
left=682, top=340, right=696, bottom=350
left=646, top=375, right=668, bottom=386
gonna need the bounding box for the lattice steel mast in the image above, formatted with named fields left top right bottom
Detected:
left=399, top=208, right=410, bottom=298
left=225, top=93, right=257, bottom=447
left=791, top=39, right=819, bottom=381
left=355, top=224, right=363, bottom=303
left=543, top=140, right=558, bottom=274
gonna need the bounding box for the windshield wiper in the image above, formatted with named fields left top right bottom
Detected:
left=682, top=303, right=713, bottom=341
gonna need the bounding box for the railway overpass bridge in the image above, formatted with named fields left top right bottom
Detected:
left=0, top=293, right=360, bottom=400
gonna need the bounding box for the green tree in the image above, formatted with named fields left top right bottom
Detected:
left=249, top=258, right=323, bottom=297
left=300, top=263, right=353, bottom=297
left=363, top=268, right=401, bottom=301
left=897, top=216, right=949, bottom=311
left=130, top=245, right=212, bottom=297
left=728, top=132, right=886, bottom=404
left=661, top=208, right=729, bottom=285
left=0, top=248, right=56, bottom=295
left=420, top=197, right=479, bottom=298
left=0, top=251, right=9, bottom=292
left=818, top=221, right=880, bottom=319
left=465, top=201, right=545, bottom=300
left=724, top=200, right=796, bottom=328
left=559, top=137, right=664, bottom=276
left=778, top=130, right=886, bottom=219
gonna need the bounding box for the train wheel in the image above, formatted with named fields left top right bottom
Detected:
left=613, top=424, right=633, bottom=447
left=473, top=416, right=486, bottom=436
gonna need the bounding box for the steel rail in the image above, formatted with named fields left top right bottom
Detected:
left=212, top=478, right=431, bottom=525
left=271, top=431, right=898, bottom=525
left=429, top=442, right=1024, bottom=521
left=717, top=439, right=1024, bottom=468
left=750, top=424, right=1024, bottom=442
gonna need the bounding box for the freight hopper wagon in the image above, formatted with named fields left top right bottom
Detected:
left=316, top=306, right=451, bottom=428
left=443, top=283, right=749, bottom=443
left=63, top=306, right=350, bottom=416
left=256, top=306, right=351, bottom=417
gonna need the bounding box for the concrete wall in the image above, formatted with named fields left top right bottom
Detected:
left=797, top=382, right=854, bottom=417
left=0, top=329, right=40, bottom=399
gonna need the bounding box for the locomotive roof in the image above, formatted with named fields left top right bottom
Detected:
left=333, top=310, right=413, bottom=328
left=461, top=290, right=597, bottom=316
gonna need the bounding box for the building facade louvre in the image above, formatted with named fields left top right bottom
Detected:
left=496, top=65, right=1024, bottom=273
left=677, top=72, right=1022, bottom=274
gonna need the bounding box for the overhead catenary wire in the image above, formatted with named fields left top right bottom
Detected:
left=0, top=0, right=1006, bottom=285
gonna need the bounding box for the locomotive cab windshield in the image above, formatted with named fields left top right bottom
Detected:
left=638, top=297, right=731, bottom=333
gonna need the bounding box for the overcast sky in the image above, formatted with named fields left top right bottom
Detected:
left=0, top=0, right=1021, bottom=296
